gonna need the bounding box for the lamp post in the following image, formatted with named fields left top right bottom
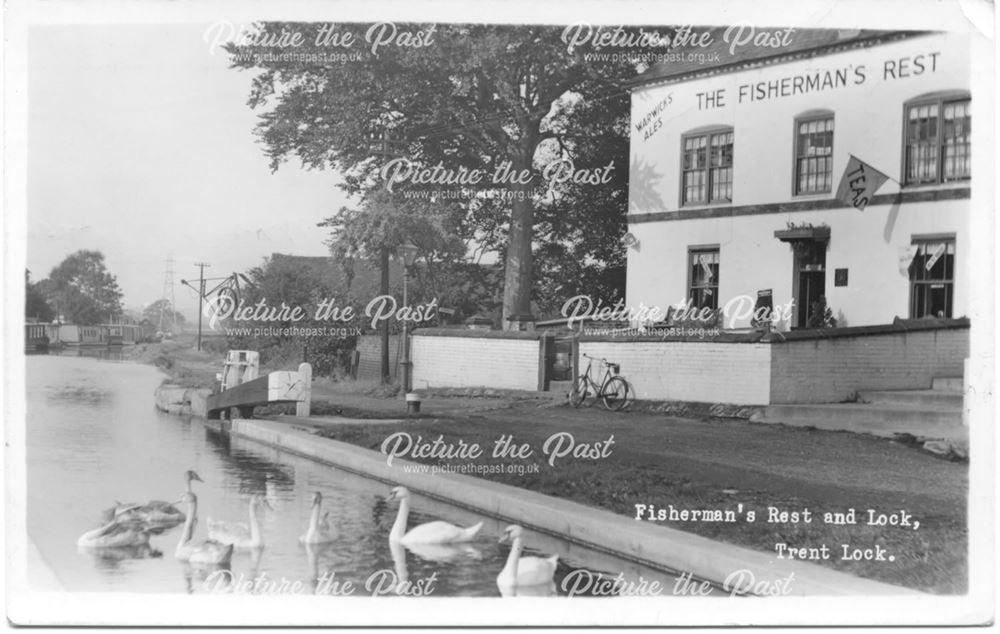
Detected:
left=398, top=240, right=419, bottom=394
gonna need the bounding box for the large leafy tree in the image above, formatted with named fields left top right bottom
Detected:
left=40, top=250, right=123, bottom=325
left=533, top=85, right=630, bottom=316
left=228, top=23, right=645, bottom=328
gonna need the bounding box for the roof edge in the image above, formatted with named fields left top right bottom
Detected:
left=627, top=30, right=936, bottom=91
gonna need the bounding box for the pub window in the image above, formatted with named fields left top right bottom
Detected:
left=681, top=127, right=733, bottom=205
left=904, top=92, right=971, bottom=185
left=688, top=248, right=720, bottom=310
left=794, top=113, right=834, bottom=195
left=909, top=238, right=955, bottom=318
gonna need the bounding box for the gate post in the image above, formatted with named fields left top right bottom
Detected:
left=538, top=332, right=555, bottom=392
left=297, top=362, right=312, bottom=418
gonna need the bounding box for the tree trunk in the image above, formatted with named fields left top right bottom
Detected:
left=501, top=151, right=535, bottom=330
left=379, top=246, right=390, bottom=383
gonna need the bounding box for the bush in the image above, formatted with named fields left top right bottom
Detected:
left=807, top=296, right=838, bottom=329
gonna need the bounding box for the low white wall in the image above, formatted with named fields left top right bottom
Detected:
left=411, top=333, right=540, bottom=392
left=579, top=340, right=773, bottom=405
left=770, top=325, right=969, bottom=403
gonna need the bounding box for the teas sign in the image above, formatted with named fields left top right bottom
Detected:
left=836, top=155, right=890, bottom=211
left=925, top=242, right=947, bottom=271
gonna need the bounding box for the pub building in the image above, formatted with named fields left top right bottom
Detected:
left=625, top=29, right=969, bottom=329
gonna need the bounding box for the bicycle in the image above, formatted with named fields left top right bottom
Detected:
left=569, top=353, right=630, bottom=411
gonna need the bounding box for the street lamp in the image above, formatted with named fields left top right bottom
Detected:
left=398, top=240, right=419, bottom=394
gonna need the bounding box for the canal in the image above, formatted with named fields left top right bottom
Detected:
left=26, top=354, right=692, bottom=597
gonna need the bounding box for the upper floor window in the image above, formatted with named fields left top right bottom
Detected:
left=794, top=113, right=834, bottom=195
left=904, top=93, right=970, bottom=185
left=681, top=128, right=733, bottom=205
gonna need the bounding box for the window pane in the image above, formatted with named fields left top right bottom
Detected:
left=683, top=135, right=709, bottom=204
left=942, top=99, right=971, bottom=180
left=927, top=286, right=947, bottom=318
left=906, top=103, right=939, bottom=184
left=709, top=132, right=733, bottom=202
left=913, top=284, right=927, bottom=317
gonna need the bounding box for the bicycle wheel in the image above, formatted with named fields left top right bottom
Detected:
left=569, top=376, right=592, bottom=408
left=602, top=376, right=630, bottom=411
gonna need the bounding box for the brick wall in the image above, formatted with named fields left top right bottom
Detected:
left=578, top=341, right=773, bottom=405
left=355, top=334, right=401, bottom=382
left=769, top=326, right=970, bottom=403
left=411, top=332, right=541, bottom=391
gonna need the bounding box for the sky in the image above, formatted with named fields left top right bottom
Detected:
left=27, top=24, right=350, bottom=321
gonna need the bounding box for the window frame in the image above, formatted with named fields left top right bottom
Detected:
left=901, top=91, right=971, bottom=187
left=909, top=234, right=956, bottom=319
left=679, top=126, right=734, bottom=207
left=792, top=110, right=835, bottom=197
left=686, top=245, right=721, bottom=311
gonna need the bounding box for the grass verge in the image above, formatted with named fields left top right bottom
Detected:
left=313, top=415, right=966, bottom=594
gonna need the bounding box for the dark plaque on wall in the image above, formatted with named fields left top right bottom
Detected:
left=752, top=289, right=773, bottom=327
left=835, top=268, right=849, bottom=287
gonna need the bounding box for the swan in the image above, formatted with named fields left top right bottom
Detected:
left=103, top=470, right=203, bottom=525
left=299, top=492, right=337, bottom=544
left=387, top=486, right=482, bottom=545
left=496, top=525, right=558, bottom=588
left=403, top=541, right=482, bottom=563
left=77, top=517, right=150, bottom=548
left=174, top=492, right=234, bottom=565
left=207, top=494, right=272, bottom=549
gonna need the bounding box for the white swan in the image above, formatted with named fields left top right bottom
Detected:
left=103, top=470, right=203, bottom=525
left=207, top=494, right=271, bottom=549
left=299, top=492, right=337, bottom=544
left=174, top=492, right=233, bottom=565
left=388, top=486, right=482, bottom=545
left=77, top=517, right=150, bottom=548
left=403, top=541, right=482, bottom=563
left=496, top=525, right=558, bottom=588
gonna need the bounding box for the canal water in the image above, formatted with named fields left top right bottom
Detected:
left=26, top=354, right=692, bottom=597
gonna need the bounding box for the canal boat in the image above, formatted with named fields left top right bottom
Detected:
left=25, top=323, right=50, bottom=353
left=59, top=324, right=110, bottom=347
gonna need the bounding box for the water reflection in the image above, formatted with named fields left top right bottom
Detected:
left=498, top=582, right=557, bottom=597
left=43, top=347, right=127, bottom=362
left=78, top=544, right=164, bottom=570
left=182, top=561, right=232, bottom=595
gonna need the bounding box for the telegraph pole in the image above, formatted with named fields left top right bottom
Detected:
left=195, top=262, right=210, bottom=351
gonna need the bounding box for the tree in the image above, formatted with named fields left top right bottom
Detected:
left=320, top=188, right=468, bottom=381
left=143, top=299, right=187, bottom=330
left=25, top=270, right=55, bottom=322
left=228, top=23, right=646, bottom=328
left=41, top=250, right=123, bottom=325
left=532, top=86, right=630, bottom=315
left=225, top=255, right=366, bottom=377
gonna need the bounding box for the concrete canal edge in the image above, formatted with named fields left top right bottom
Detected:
left=155, top=384, right=212, bottom=417
left=229, top=418, right=920, bottom=597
